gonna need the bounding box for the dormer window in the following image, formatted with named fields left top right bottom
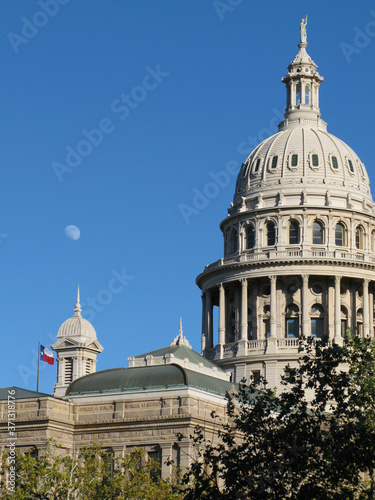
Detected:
left=332, top=156, right=338, bottom=169
left=312, top=154, right=319, bottom=167
left=271, top=156, right=278, bottom=170
left=291, top=154, right=298, bottom=167
left=253, top=158, right=261, bottom=173
left=348, top=159, right=354, bottom=173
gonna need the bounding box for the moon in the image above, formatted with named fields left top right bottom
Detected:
left=65, top=225, right=80, bottom=241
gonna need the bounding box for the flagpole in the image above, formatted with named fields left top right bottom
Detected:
left=37, top=340, right=40, bottom=393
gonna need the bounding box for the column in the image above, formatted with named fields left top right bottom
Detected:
left=205, top=290, right=213, bottom=348
left=161, top=445, right=173, bottom=479
left=240, top=279, right=248, bottom=340
left=201, top=294, right=206, bottom=353
left=218, top=284, right=225, bottom=344
left=302, top=274, right=309, bottom=336
left=363, top=279, right=370, bottom=337
left=269, top=275, right=277, bottom=338
left=370, top=287, right=374, bottom=337
left=334, top=275, right=342, bottom=344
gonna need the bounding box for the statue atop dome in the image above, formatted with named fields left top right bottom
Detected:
left=300, top=16, right=307, bottom=43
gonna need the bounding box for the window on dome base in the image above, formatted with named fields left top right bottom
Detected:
left=305, top=85, right=310, bottom=105
left=289, top=221, right=299, bottom=244
left=312, top=221, right=323, bottom=244
left=246, top=225, right=255, bottom=249
left=266, top=222, right=276, bottom=246
left=285, top=304, right=299, bottom=338
left=229, top=229, right=238, bottom=255
left=356, top=226, right=364, bottom=250
left=335, top=223, right=345, bottom=246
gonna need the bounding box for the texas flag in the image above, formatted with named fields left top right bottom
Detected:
left=40, top=345, right=54, bottom=365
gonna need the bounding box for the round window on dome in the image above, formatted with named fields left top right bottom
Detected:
left=287, top=283, right=298, bottom=294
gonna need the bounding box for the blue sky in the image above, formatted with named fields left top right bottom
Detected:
left=0, top=0, right=374, bottom=394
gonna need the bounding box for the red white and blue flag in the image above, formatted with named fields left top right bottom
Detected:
left=40, top=345, right=54, bottom=365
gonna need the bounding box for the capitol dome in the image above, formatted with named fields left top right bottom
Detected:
left=196, top=28, right=375, bottom=392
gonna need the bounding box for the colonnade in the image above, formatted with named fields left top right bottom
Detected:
left=201, top=275, right=372, bottom=353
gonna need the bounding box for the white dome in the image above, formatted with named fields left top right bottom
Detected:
left=235, top=125, right=372, bottom=203
left=57, top=288, right=97, bottom=340
left=57, top=315, right=97, bottom=339
left=233, top=40, right=373, bottom=210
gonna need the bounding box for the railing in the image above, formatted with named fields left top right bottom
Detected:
left=204, top=248, right=373, bottom=270
left=248, top=340, right=267, bottom=350
left=278, top=338, right=300, bottom=348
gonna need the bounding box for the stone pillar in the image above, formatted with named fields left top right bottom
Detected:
left=269, top=275, right=277, bottom=338
left=363, top=279, right=370, bottom=338
left=201, top=294, right=206, bottom=353
left=205, top=290, right=213, bottom=348
left=238, top=279, right=248, bottom=356
left=334, top=275, right=342, bottom=345
left=370, top=287, right=374, bottom=337
left=302, top=274, right=309, bottom=336
left=240, top=279, right=248, bottom=340
left=218, top=284, right=225, bottom=344
left=161, top=445, right=173, bottom=478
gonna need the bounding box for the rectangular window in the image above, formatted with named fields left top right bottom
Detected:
left=252, top=371, right=261, bottom=385
left=254, top=158, right=261, bottom=173
left=312, top=154, right=319, bottom=167
left=271, top=156, right=278, bottom=169
left=348, top=159, right=354, bottom=173
left=264, top=319, right=270, bottom=338
left=287, top=318, right=299, bottom=338
left=332, top=156, right=338, bottom=169
left=311, top=318, right=323, bottom=338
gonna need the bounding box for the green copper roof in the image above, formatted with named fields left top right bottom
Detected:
left=134, top=344, right=225, bottom=372
left=0, top=386, right=50, bottom=400
left=66, top=364, right=235, bottom=398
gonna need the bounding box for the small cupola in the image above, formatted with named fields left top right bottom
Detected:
left=280, top=16, right=324, bottom=129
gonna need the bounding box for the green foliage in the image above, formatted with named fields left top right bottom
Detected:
left=0, top=441, right=184, bottom=499
left=183, top=335, right=375, bottom=499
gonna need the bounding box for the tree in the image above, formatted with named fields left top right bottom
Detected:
left=183, top=335, right=375, bottom=499
left=0, top=441, right=184, bottom=499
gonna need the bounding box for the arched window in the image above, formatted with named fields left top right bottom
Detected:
left=285, top=304, right=299, bottom=338
left=335, top=223, right=345, bottom=246
left=289, top=221, right=299, bottom=245
left=312, top=221, right=323, bottom=245
left=266, top=222, right=276, bottom=246
left=246, top=225, right=255, bottom=249
left=229, top=229, right=238, bottom=254
left=341, top=306, right=348, bottom=337
left=356, top=226, right=364, bottom=250
left=305, top=85, right=310, bottom=105
left=296, top=83, right=301, bottom=105
left=248, top=307, right=253, bottom=340
left=311, top=304, right=324, bottom=338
